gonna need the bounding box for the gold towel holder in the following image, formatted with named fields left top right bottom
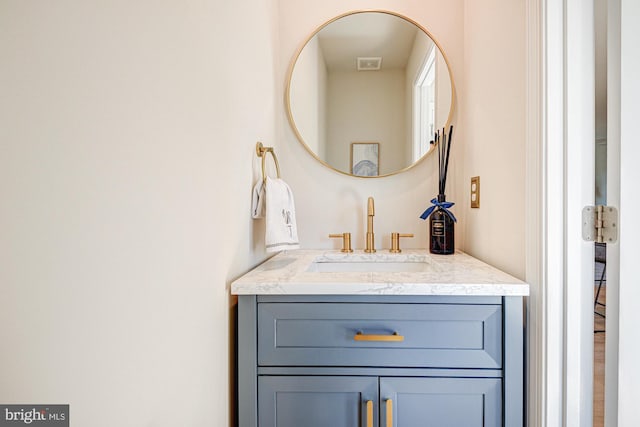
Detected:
left=256, top=142, right=281, bottom=183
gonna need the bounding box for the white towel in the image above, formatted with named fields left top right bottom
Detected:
left=251, top=177, right=300, bottom=252
left=251, top=179, right=265, bottom=219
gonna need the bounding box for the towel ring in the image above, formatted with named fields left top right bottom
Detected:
left=256, top=142, right=281, bottom=183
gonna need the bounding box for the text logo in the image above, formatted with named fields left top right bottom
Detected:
left=0, top=405, right=68, bottom=427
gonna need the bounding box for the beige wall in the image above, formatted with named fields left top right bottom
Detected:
left=0, top=0, right=277, bottom=425
left=460, top=0, right=526, bottom=278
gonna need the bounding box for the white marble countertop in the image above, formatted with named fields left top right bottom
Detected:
left=231, top=250, right=529, bottom=296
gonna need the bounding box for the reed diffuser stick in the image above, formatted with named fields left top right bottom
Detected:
left=439, top=130, right=444, bottom=194
left=442, top=125, right=453, bottom=192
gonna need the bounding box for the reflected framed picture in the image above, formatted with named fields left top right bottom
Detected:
left=351, top=142, right=379, bottom=176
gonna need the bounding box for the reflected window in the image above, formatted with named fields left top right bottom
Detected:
left=413, top=46, right=436, bottom=161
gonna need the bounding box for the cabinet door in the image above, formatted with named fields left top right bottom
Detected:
left=258, top=376, right=378, bottom=427
left=380, top=377, right=502, bottom=427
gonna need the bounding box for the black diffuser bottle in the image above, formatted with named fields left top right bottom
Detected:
left=429, top=194, right=455, bottom=254
left=420, top=126, right=456, bottom=255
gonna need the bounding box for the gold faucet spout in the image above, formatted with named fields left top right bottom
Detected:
left=365, top=197, right=376, bottom=253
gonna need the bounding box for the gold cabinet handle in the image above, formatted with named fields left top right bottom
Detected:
left=354, top=331, right=404, bottom=342
left=366, top=400, right=373, bottom=427
left=386, top=399, right=393, bottom=427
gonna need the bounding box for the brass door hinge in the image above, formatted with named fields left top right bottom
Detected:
left=582, top=205, right=618, bottom=243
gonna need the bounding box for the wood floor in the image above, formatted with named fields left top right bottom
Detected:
left=593, top=262, right=606, bottom=427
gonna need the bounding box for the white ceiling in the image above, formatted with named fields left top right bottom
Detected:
left=317, top=13, right=421, bottom=72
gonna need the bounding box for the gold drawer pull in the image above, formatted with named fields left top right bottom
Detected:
left=366, top=400, right=373, bottom=427
left=354, top=331, right=404, bottom=342
left=386, top=399, right=393, bottom=427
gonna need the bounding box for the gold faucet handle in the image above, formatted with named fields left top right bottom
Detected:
left=329, top=233, right=354, bottom=253
left=389, top=233, right=414, bottom=253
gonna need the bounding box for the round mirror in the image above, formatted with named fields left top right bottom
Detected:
left=286, top=10, right=455, bottom=178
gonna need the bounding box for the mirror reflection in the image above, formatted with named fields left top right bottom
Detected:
left=286, top=11, right=455, bottom=177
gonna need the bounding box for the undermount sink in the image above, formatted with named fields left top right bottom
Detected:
left=306, top=255, right=432, bottom=273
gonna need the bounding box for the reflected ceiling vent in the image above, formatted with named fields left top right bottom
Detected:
left=357, top=57, right=382, bottom=71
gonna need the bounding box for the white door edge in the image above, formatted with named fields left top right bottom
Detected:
left=529, top=0, right=597, bottom=425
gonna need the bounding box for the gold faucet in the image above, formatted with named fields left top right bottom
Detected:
left=365, top=197, right=376, bottom=253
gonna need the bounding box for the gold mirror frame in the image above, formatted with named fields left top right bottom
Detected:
left=285, top=9, right=456, bottom=178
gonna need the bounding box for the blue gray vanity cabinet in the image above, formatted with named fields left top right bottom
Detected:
left=238, top=295, right=523, bottom=427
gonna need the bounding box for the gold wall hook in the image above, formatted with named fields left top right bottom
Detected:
left=256, top=142, right=281, bottom=183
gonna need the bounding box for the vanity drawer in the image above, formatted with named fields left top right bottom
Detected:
left=257, top=303, right=502, bottom=369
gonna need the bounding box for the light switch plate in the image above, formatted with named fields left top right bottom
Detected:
left=471, top=176, right=480, bottom=208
